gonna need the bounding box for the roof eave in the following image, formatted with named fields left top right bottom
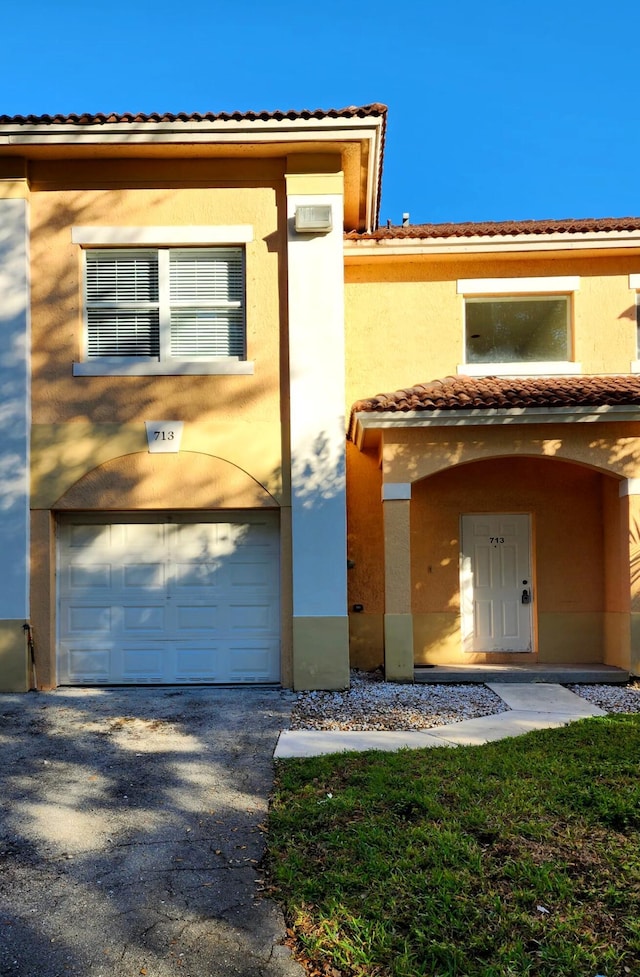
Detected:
left=350, top=404, right=640, bottom=449
left=344, top=229, right=640, bottom=257
left=0, top=107, right=387, bottom=232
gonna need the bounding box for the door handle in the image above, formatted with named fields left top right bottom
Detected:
left=521, top=584, right=531, bottom=604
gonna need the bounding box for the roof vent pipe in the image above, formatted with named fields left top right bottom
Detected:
left=402, top=212, right=410, bottom=226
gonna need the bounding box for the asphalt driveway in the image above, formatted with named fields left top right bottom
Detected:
left=0, top=687, right=304, bottom=977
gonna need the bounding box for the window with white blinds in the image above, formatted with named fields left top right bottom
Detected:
left=85, top=247, right=245, bottom=361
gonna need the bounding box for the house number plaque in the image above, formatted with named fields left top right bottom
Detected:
left=145, top=421, right=184, bottom=454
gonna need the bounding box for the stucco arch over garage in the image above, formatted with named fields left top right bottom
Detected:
left=53, top=451, right=279, bottom=511
left=30, top=452, right=283, bottom=689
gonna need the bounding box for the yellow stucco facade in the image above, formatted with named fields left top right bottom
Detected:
left=345, top=247, right=640, bottom=677
left=24, top=158, right=288, bottom=688
left=2, top=103, right=640, bottom=691
left=0, top=105, right=390, bottom=692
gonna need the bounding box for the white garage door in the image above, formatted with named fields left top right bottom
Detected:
left=57, top=513, right=280, bottom=685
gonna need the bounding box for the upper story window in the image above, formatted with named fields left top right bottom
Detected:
left=457, top=277, right=581, bottom=377
left=629, top=275, right=640, bottom=373
left=71, top=226, right=254, bottom=376
left=465, top=296, right=569, bottom=363
left=86, top=247, right=244, bottom=357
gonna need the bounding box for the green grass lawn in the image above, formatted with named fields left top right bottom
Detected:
left=266, top=715, right=640, bottom=977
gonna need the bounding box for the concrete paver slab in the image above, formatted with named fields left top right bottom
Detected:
left=274, top=684, right=607, bottom=758
left=428, top=710, right=585, bottom=746
left=274, top=728, right=452, bottom=759
left=487, top=682, right=606, bottom=716
left=0, top=688, right=304, bottom=977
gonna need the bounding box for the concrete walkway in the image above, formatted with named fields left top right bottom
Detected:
left=274, top=684, right=606, bottom=759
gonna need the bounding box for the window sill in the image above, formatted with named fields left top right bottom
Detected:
left=457, top=361, right=581, bottom=377
left=73, top=359, right=255, bottom=377
left=631, top=361, right=640, bottom=373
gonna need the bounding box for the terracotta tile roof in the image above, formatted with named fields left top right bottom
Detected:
left=345, top=216, right=640, bottom=240
left=349, top=374, right=640, bottom=436
left=0, top=104, right=388, bottom=126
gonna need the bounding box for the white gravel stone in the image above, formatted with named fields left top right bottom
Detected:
left=290, top=671, right=640, bottom=731
left=290, top=670, right=509, bottom=731
left=567, top=682, right=640, bottom=714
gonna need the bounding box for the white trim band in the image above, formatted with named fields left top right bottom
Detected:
left=355, top=404, right=640, bottom=432
left=457, top=276, right=580, bottom=295
left=73, top=358, right=254, bottom=377
left=458, top=362, right=581, bottom=377
left=619, top=479, right=640, bottom=497
left=382, top=483, right=412, bottom=501
left=72, top=225, right=254, bottom=246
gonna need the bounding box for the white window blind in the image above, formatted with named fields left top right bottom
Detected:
left=86, top=250, right=160, bottom=357
left=169, top=249, right=245, bottom=358
left=85, top=248, right=245, bottom=360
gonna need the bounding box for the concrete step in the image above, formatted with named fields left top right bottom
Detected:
left=413, top=664, right=630, bottom=685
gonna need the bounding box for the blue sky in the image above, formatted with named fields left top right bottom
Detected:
left=2, top=0, right=638, bottom=226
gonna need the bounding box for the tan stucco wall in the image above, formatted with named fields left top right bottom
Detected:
left=292, top=617, right=350, bottom=690
left=29, top=157, right=288, bottom=520
left=379, top=422, right=640, bottom=484
left=29, top=159, right=284, bottom=433
left=32, top=425, right=283, bottom=509
left=345, top=252, right=639, bottom=405
left=27, top=157, right=294, bottom=687
left=0, top=622, right=30, bottom=692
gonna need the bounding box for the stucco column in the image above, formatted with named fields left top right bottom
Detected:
left=619, top=480, right=640, bottom=675
left=0, top=170, right=31, bottom=691
left=382, top=483, right=414, bottom=681
left=286, top=158, right=349, bottom=690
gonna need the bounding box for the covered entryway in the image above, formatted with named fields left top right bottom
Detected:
left=57, top=512, right=280, bottom=685
left=348, top=374, right=640, bottom=681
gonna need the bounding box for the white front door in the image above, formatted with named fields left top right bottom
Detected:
left=460, top=513, right=532, bottom=653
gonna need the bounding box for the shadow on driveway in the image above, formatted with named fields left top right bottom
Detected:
left=0, top=687, right=304, bottom=977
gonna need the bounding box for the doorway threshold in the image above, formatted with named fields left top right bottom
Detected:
left=413, top=663, right=630, bottom=685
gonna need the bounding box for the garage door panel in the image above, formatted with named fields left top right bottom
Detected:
left=67, top=564, right=112, bottom=591
left=121, top=523, right=167, bottom=552
left=228, top=602, right=274, bottom=631
left=174, top=646, right=221, bottom=681
left=172, top=563, right=222, bottom=588
left=123, top=605, right=166, bottom=631
left=226, top=642, right=280, bottom=682
left=58, top=514, right=280, bottom=685
left=174, top=604, right=219, bottom=631
left=121, top=645, right=166, bottom=682
left=64, top=645, right=111, bottom=682
left=228, top=560, right=275, bottom=589
left=67, top=523, right=113, bottom=549
left=123, top=564, right=166, bottom=589
left=67, top=605, right=113, bottom=633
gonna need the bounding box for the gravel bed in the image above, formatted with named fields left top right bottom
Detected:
left=290, top=670, right=509, bottom=731
left=567, top=682, right=640, bottom=713
left=290, top=671, right=640, bottom=731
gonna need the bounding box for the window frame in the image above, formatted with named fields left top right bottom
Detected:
left=629, top=274, right=640, bottom=373
left=456, top=276, right=581, bottom=377
left=72, top=226, right=255, bottom=376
